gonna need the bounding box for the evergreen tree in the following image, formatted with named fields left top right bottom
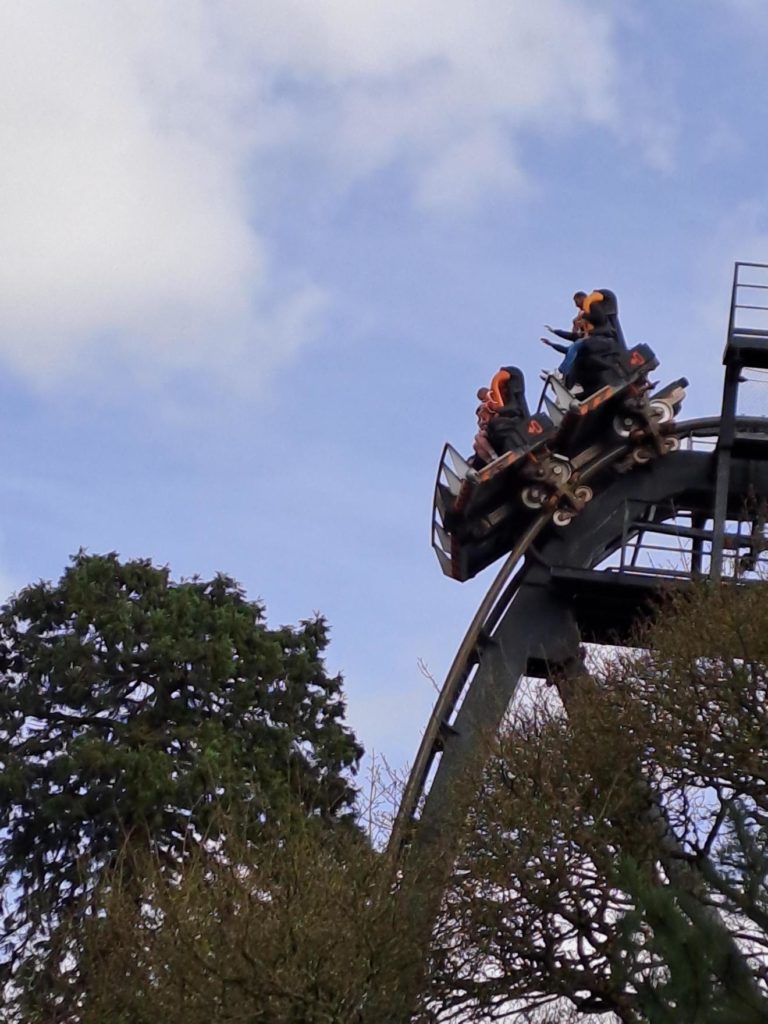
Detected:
left=0, top=551, right=362, bottom=994
left=617, top=856, right=767, bottom=1024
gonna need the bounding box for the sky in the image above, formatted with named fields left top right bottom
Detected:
left=1, top=0, right=768, bottom=776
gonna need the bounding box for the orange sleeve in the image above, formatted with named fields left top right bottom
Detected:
left=582, top=291, right=604, bottom=314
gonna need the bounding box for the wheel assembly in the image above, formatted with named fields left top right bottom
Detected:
left=549, top=460, right=572, bottom=483
left=553, top=508, right=574, bottom=527
left=650, top=399, right=674, bottom=424
left=573, top=484, right=593, bottom=505
left=613, top=414, right=638, bottom=439
left=521, top=485, right=548, bottom=509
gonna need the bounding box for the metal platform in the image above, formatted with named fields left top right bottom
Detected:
left=712, top=262, right=768, bottom=578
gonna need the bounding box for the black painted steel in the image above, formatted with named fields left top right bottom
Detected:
left=390, top=415, right=768, bottom=859
left=712, top=262, right=768, bottom=578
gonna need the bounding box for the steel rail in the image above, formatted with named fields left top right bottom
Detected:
left=387, top=518, right=550, bottom=859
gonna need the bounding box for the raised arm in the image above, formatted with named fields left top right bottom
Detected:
left=540, top=337, right=569, bottom=354
left=547, top=326, right=580, bottom=342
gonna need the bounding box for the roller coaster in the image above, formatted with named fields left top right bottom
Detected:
left=432, top=342, right=688, bottom=583
left=389, top=260, right=768, bottom=881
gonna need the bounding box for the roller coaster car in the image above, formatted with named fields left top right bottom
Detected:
left=539, top=343, right=687, bottom=460
left=432, top=343, right=689, bottom=582
left=432, top=411, right=589, bottom=582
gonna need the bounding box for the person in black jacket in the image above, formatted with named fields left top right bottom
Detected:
left=574, top=289, right=627, bottom=393
left=545, top=289, right=626, bottom=396
left=542, top=291, right=589, bottom=388
left=543, top=291, right=588, bottom=344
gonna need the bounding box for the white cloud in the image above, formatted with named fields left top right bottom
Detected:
left=415, top=127, right=530, bottom=212
left=0, top=1, right=652, bottom=391
left=235, top=0, right=622, bottom=187
left=0, top=2, right=325, bottom=392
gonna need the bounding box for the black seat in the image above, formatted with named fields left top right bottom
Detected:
left=595, top=287, right=626, bottom=349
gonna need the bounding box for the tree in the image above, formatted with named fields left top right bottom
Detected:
left=424, top=583, right=768, bottom=1022
left=0, top=551, right=363, bottom=1011
left=13, top=802, right=424, bottom=1024
left=9, top=762, right=427, bottom=1024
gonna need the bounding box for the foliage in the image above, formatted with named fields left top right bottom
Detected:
left=425, top=583, right=768, bottom=1022
left=14, top=564, right=768, bottom=1023
left=0, top=552, right=362, bottom=1009
left=616, top=852, right=765, bottom=1024
left=12, top=806, right=423, bottom=1024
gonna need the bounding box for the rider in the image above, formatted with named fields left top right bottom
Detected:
left=542, top=291, right=589, bottom=388
left=472, top=387, right=498, bottom=465
left=545, top=289, right=625, bottom=396
left=584, top=288, right=625, bottom=348
left=484, top=366, right=532, bottom=455
left=544, top=291, right=588, bottom=344
left=575, top=289, right=626, bottom=394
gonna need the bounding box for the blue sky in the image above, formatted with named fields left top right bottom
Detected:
left=1, top=0, right=768, bottom=773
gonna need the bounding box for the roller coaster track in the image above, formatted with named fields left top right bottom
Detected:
left=388, top=415, right=768, bottom=861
